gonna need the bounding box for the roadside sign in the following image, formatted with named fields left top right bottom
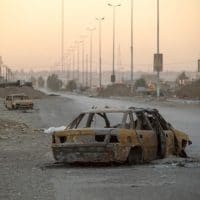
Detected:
left=154, top=53, right=163, bottom=72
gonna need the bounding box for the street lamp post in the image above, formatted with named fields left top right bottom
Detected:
left=96, top=17, right=104, bottom=88
left=153, top=0, right=163, bottom=99
left=72, top=49, right=75, bottom=80
left=108, top=3, right=121, bottom=84
left=153, top=0, right=163, bottom=98
left=61, top=0, right=64, bottom=72
left=75, top=41, right=81, bottom=82
left=87, top=27, right=95, bottom=88
left=64, top=54, right=69, bottom=81
left=157, top=0, right=160, bottom=98
left=130, top=0, right=134, bottom=83
left=80, top=40, right=85, bottom=85
left=86, top=54, right=89, bottom=87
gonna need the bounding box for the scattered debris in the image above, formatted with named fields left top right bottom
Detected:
left=44, top=126, right=66, bottom=134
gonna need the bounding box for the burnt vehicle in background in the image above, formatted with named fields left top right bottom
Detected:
left=52, top=107, right=191, bottom=164
left=5, top=94, right=34, bottom=110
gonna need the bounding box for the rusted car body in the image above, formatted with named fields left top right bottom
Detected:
left=5, top=94, right=34, bottom=110
left=52, top=107, right=191, bottom=164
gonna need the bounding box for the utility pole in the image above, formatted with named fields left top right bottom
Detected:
left=108, top=3, right=121, bottom=84
left=86, top=54, right=89, bottom=87
left=157, top=0, right=160, bottom=98
left=80, top=40, right=85, bottom=86
left=153, top=0, right=163, bottom=99
left=61, top=0, right=64, bottom=72
left=130, top=0, right=134, bottom=84
left=75, top=41, right=80, bottom=82
left=87, top=27, right=96, bottom=88
left=72, top=50, right=75, bottom=80
left=96, top=17, right=104, bottom=88
left=0, top=56, right=2, bottom=81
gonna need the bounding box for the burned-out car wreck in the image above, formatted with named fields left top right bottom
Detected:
left=52, top=107, right=192, bottom=164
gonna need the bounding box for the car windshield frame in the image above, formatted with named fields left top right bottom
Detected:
left=67, top=110, right=131, bottom=129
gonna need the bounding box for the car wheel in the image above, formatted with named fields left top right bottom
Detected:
left=127, top=147, right=143, bottom=165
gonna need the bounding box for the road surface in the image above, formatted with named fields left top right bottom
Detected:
left=0, top=93, right=200, bottom=200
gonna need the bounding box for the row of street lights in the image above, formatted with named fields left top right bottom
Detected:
left=61, top=0, right=162, bottom=94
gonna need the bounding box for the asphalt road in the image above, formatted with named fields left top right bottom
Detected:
left=37, top=92, right=200, bottom=200
left=1, top=92, right=200, bottom=200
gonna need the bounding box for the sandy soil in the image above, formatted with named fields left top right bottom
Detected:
left=0, top=94, right=200, bottom=200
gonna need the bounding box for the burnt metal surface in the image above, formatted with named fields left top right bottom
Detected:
left=52, top=107, right=191, bottom=164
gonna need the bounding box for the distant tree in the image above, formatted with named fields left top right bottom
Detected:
left=134, top=78, right=147, bottom=88
left=176, top=71, right=189, bottom=86
left=38, top=76, right=45, bottom=88
left=66, top=80, right=77, bottom=91
left=47, top=74, right=62, bottom=91
left=30, top=76, right=37, bottom=86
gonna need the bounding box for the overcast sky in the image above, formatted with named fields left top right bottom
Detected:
left=0, top=0, right=199, bottom=72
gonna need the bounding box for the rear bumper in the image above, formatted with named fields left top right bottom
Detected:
left=52, top=143, right=116, bottom=163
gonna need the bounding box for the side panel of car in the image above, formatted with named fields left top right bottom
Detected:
left=164, top=130, right=175, bottom=156
left=136, top=130, right=158, bottom=162
left=115, top=129, right=140, bottom=162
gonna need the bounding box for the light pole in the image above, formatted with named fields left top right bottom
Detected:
left=96, top=17, right=104, bottom=88
left=61, top=0, right=64, bottom=72
left=86, top=54, right=89, bottom=87
left=69, top=46, right=76, bottom=80
left=72, top=49, right=75, bottom=80
left=130, top=0, right=134, bottom=83
left=80, top=37, right=86, bottom=86
left=64, top=54, right=69, bottom=81
left=75, top=41, right=81, bottom=82
left=87, top=27, right=96, bottom=88
left=0, top=56, right=3, bottom=80
left=153, top=0, right=163, bottom=98
left=108, top=3, right=121, bottom=83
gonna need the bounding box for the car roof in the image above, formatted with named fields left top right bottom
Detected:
left=82, top=109, right=131, bottom=114
left=81, top=107, right=157, bottom=114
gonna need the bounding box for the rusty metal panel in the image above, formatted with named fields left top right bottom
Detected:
left=164, top=131, right=175, bottom=156
left=136, top=130, right=158, bottom=162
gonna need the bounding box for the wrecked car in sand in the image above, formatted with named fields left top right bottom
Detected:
left=5, top=94, right=34, bottom=110
left=52, top=107, right=191, bottom=164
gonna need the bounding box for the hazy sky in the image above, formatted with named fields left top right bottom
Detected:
left=0, top=0, right=199, bottom=72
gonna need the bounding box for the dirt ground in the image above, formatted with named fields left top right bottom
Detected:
left=0, top=94, right=200, bottom=200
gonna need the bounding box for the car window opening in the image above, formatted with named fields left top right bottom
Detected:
left=60, top=136, right=67, bottom=143
left=95, top=135, right=106, bottom=142
left=109, top=135, right=119, bottom=143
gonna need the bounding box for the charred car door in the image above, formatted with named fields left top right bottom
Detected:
left=135, top=111, right=158, bottom=162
